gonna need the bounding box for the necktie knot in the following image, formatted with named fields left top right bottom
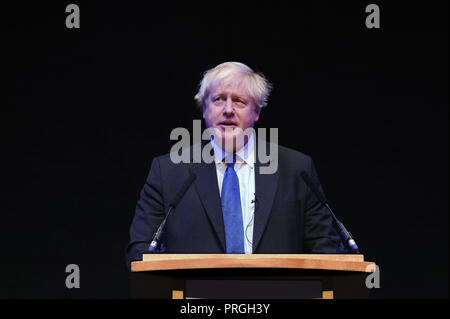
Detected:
left=225, top=154, right=237, bottom=170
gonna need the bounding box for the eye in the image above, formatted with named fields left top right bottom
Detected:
left=213, top=96, right=224, bottom=103
left=234, top=98, right=247, bottom=105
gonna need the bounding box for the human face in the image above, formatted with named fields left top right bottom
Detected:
left=203, top=77, right=261, bottom=153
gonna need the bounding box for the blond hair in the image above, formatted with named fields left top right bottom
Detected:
left=194, top=62, right=272, bottom=109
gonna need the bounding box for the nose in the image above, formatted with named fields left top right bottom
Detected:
left=223, top=97, right=234, bottom=116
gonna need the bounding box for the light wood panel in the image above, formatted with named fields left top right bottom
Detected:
left=132, top=254, right=374, bottom=273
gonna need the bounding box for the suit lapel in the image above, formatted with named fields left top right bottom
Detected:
left=189, top=160, right=226, bottom=252
left=252, top=142, right=279, bottom=252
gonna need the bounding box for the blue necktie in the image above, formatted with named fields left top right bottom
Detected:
left=221, top=154, right=245, bottom=254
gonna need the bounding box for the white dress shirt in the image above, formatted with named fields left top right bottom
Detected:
left=210, top=134, right=256, bottom=254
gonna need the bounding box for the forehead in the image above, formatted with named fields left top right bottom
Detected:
left=209, top=74, right=251, bottom=97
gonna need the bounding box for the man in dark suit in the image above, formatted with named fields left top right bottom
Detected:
left=126, top=62, right=341, bottom=268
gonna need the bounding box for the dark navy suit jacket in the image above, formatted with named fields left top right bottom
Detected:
left=126, top=142, right=341, bottom=268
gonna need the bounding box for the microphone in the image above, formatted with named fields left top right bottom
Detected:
left=300, top=171, right=360, bottom=254
left=251, top=195, right=259, bottom=211
left=148, top=173, right=197, bottom=253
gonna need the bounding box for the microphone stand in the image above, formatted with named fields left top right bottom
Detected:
left=324, top=203, right=360, bottom=254
left=148, top=206, right=173, bottom=253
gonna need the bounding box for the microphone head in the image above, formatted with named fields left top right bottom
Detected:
left=347, top=239, right=360, bottom=253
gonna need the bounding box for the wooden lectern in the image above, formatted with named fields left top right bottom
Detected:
left=131, top=254, right=376, bottom=299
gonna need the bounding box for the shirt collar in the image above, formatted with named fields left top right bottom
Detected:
left=210, top=132, right=255, bottom=169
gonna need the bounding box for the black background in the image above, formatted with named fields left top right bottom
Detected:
left=3, top=1, right=448, bottom=298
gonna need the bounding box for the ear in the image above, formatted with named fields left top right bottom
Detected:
left=254, top=105, right=261, bottom=122
left=202, top=103, right=207, bottom=119
left=202, top=96, right=209, bottom=119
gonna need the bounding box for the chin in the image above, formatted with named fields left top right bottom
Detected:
left=210, top=127, right=246, bottom=153
left=222, top=136, right=237, bottom=153
left=223, top=133, right=248, bottom=153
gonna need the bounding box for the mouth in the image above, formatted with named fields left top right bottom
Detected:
left=218, top=121, right=238, bottom=129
